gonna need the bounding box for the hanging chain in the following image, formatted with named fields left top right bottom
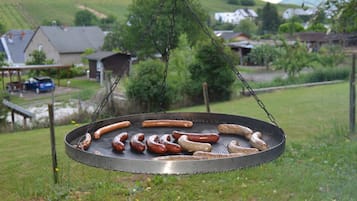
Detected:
left=84, top=76, right=122, bottom=134
left=159, top=0, right=177, bottom=112
left=78, top=0, right=169, bottom=146
left=183, top=0, right=279, bottom=127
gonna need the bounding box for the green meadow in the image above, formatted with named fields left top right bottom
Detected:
left=0, top=82, right=355, bottom=201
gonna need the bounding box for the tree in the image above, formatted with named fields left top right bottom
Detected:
left=257, top=3, right=281, bottom=34
left=278, top=22, right=304, bottom=35
left=240, top=0, right=256, bottom=6
left=74, top=10, right=98, bottom=26
left=102, top=23, right=125, bottom=52
left=248, top=44, right=279, bottom=69
left=186, top=40, right=236, bottom=103
left=81, top=48, right=95, bottom=65
left=0, top=52, right=8, bottom=67
left=114, top=0, right=207, bottom=63
left=316, top=44, right=345, bottom=68
left=99, top=15, right=117, bottom=31
left=126, top=59, right=172, bottom=112
left=273, top=40, right=317, bottom=77
left=324, top=0, right=357, bottom=33
left=26, top=50, right=54, bottom=77
left=168, top=34, right=195, bottom=105
left=306, top=23, right=327, bottom=32
left=233, top=19, right=258, bottom=36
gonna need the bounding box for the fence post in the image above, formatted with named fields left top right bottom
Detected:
left=350, top=54, right=356, bottom=134
left=202, top=82, right=210, bottom=113
left=48, top=104, right=58, bottom=184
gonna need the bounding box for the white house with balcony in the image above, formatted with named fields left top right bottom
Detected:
left=214, top=9, right=258, bottom=25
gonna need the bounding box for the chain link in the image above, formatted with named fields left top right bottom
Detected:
left=159, top=0, right=177, bottom=112
left=184, top=0, right=279, bottom=127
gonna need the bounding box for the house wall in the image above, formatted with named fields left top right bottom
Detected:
left=59, top=53, right=83, bottom=65
left=25, top=29, right=60, bottom=63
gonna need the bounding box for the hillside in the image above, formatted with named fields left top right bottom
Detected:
left=0, top=0, right=295, bottom=31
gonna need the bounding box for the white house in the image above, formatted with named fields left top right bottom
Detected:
left=282, top=8, right=317, bottom=19
left=214, top=9, right=258, bottom=24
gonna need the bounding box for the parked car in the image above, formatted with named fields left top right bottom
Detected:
left=24, top=76, right=55, bottom=94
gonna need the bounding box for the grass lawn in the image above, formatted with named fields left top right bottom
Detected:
left=0, top=82, right=356, bottom=201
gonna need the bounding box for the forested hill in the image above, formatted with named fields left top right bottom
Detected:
left=0, top=0, right=295, bottom=31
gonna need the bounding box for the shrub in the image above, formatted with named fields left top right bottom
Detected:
left=125, top=59, right=173, bottom=112
left=303, top=67, right=350, bottom=82
left=186, top=41, right=236, bottom=103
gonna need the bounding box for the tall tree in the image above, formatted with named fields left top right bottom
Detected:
left=187, top=40, right=236, bottom=103
left=233, top=19, right=258, bottom=36
left=324, top=0, right=357, bottom=33
left=112, top=0, right=208, bottom=63
left=257, top=3, right=281, bottom=34
left=74, top=10, right=98, bottom=26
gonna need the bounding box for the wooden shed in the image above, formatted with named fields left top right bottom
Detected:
left=86, top=51, right=131, bottom=85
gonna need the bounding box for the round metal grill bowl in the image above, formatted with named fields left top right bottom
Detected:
left=65, top=112, right=285, bottom=174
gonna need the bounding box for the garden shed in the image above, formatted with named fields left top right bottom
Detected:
left=86, top=51, right=131, bottom=85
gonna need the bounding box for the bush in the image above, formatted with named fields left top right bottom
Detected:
left=186, top=41, right=236, bottom=103
left=303, top=67, right=350, bottom=82
left=27, top=65, right=87, bottom=79
left=125, top=59, right=173, bottom=112
left=241, top=0, right=256, bottom=6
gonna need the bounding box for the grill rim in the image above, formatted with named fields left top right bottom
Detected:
left=65, top=112, right=285, bottom=174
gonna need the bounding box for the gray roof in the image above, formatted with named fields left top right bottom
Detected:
left=40, top=26, right=105, bottom=53
left=4, top=30, right=34, bottom=64
left=85, top=51, right=117, bottom=61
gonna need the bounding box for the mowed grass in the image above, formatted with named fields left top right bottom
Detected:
left=0, top=82, right=356, bottom=201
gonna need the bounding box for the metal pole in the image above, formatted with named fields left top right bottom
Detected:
left=202, top=82, right=210, bottom=113
left=350, top=54, right=356, bottom=134
left=48, top=104, right=58, bottom=184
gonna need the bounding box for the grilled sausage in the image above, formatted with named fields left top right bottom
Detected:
left=112, top=132, right=129, bottom=152
left=130, top=133, right=146, bottom=153
left=77, top=133, right=92, bottom=150
left=227, top=140, right=259, bottom=154
left=217, top=124, right=253, bottom=139
left=177, top=135, right=212, bottom=152
left=172, top=131, right=220, bottom=143
left=142, top=120, right=193, bottom=128
left=146, top=135, right=167, bottom=154
left=159, top=134, right=182, bottom=154
left=249, top=132, right=268, bottom=151
left=94, top=121, right=131, bottom=139
left=193, top=151, right=245, bottom=159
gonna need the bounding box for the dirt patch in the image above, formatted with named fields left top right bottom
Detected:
left=77, top=4, right=107, bottom=19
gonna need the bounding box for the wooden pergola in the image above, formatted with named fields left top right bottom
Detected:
left=0, top=64, right=72, bottom=91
